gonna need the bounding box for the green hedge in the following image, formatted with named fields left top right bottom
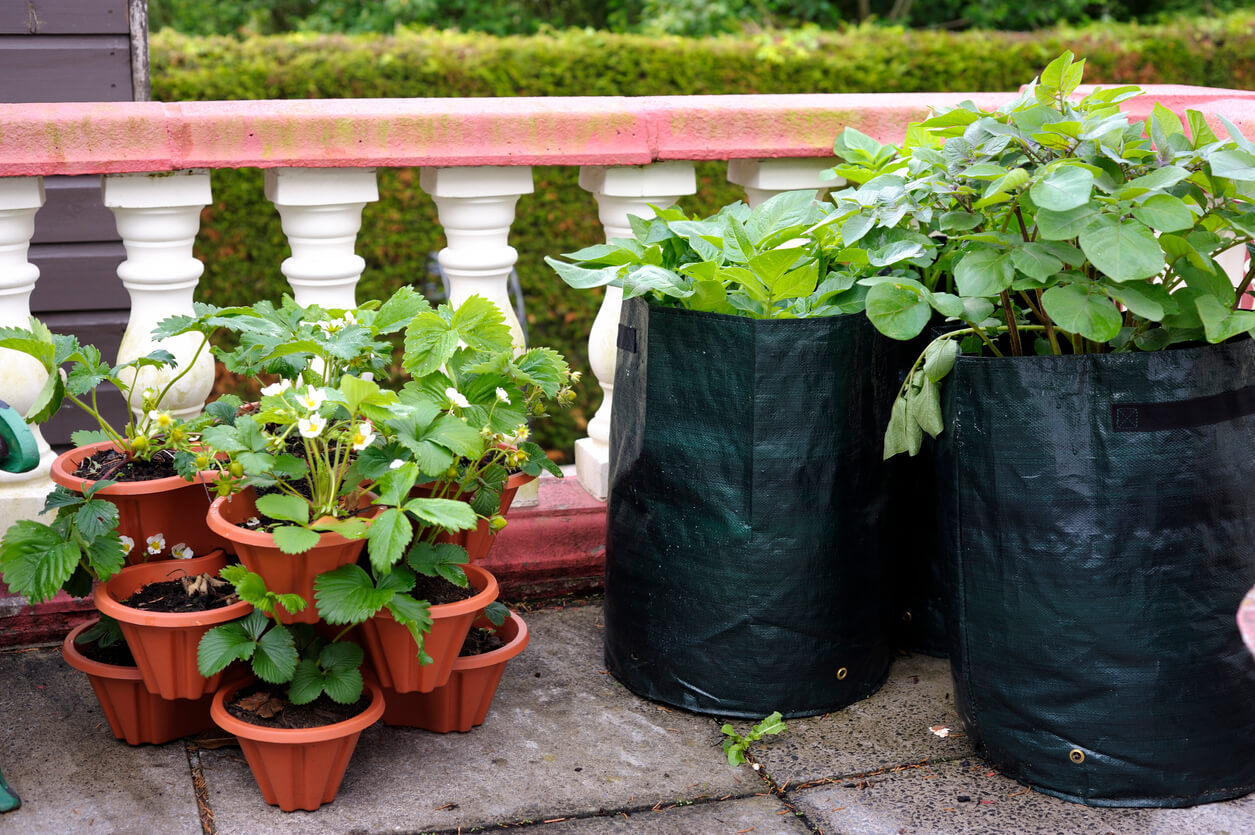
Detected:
left=151, top=14, right=1255, bottom=460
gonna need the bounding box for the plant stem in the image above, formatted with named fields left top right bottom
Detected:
left=153, top=333, right=210, bottom=412
left=1232, top=249, right=1255, bottom=311
left=999, top=291, right=1023, bottom=355
left=1034, top=289, right=1062, bottom=354
left=66, top=393, right=127, bottom=448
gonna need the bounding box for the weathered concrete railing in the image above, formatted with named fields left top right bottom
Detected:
left=2, top=87, right=1255, bottom=635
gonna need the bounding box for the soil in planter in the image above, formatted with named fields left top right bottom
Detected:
left=75, top=635, right=137, bottom=667
left=72, top=447, right=182, bottom=482
left=411, top=572, right=478, bottom=606
left=459, top=627, right=505, bottom=657
left=225, top=683, right=371, bottom=730
left=122, top=573, right=239, bottom=613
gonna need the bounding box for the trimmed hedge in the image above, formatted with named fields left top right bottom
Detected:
left=151, top=15, right=1255, bottom=459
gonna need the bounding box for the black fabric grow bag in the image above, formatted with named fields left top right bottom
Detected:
left=603, top=298, right=894, bottom=718
left=936, top=339, right=1255, bottom=807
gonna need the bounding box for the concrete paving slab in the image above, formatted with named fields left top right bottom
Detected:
left=751, top=653, right=974, bottom=787
left=525, top=794, right=811, bottom=834
left=0, top=643, right=202, bottom=835
left=790, top=758, right=1255, bottom=835
left=200, top=603, right=755, bottom=834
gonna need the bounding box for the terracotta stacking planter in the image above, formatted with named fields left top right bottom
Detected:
left=415, top=472, right=535, bottom=561
left=212, top=679, right=385, bottom=812
left=94, top=550, right=252, bottom=700
left=380, top=610, right=528, bottom=732
left=62, top=622, right=214, bottom=745
left=206, top=489, right=380, bottom=624
left=359, top=563, right=499, bottom=694
left=51, top=441, right=226, bottom=563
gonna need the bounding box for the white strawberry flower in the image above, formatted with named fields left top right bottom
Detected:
left=445, top=387, right=470, bottom=409
left=495, top=387, right=511, bottom=404
left=295, top=386, right=327, bottom=412
left=299, top=414, right=328, bottom=438
left=146, top=533, right=166, bottom=555
left=350, top=420, right=376, bottom=451
left=171, top=543, right=193, bottom=560
left=260, top=379, right=293, bottom=397
left=147, top=410, right=174, bottom=430
left=314, top=311, right=357, bottom=335
left=119, top=535, right=135, bottom=555
left=388, top=458, right=405, bottom=470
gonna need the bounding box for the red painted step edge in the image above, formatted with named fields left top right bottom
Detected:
left=0, top=475, right=608, bottom=647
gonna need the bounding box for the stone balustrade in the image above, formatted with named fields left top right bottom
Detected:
left=1, top=85, right=1254, bottom=562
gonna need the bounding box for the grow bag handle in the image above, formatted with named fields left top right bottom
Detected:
left=0, top=399, right=38, bottom=474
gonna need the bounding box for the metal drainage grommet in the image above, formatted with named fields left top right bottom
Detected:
left=836, top=667, right=848, bottom=680
left=1069, top=748, right=1085, bottom=764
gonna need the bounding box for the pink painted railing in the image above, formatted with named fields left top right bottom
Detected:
left=3, top=86, right=1255, bottom=643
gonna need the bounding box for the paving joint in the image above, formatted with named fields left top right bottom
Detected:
left=184, top=741, right=215, bottom=835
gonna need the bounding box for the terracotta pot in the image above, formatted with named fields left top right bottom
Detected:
left=94, top=550, right=252, bottom=700
left=50, top=441, right=227, bottom=564
left=206, top=489, right=380, bottom=624
left=62, top=622, right=214, bottom=745
left=379, top=610, right=528, bottom=732
left=417, top=471, right=535, bottom=561
left=359, top=563, right=499, bottom=694
left=211, top=679, right=384, bottom=812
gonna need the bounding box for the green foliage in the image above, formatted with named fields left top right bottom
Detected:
left=149, top=15, right=1255, bottom=458
left=720, top=711, right=787, bottom=766
left=148, top=0, right=1247, bottom=36
left=548, top=190, right=931, bottom=319
left=839, top=52, right=1255, bottom=458
left=198, top=609, right=365, bottom=704
left=0, top=482, right=126, bottom=603
left=0, top=312, right=230, bottom=462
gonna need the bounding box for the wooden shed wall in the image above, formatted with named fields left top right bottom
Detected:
left=0, top=0, right=145, bottom=443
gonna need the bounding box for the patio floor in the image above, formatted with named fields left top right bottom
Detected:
left=1, top=600, right=1252, bottom=834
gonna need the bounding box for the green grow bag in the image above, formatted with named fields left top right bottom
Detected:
left=603, top=297, right=894, bottom=718
left=936, top=339, right=1255, bottom=807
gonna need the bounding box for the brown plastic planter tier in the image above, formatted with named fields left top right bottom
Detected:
left=415, top=472, right=535, bottom=561
left=94, top=551, right=252, bottom=700
left=206, top=489, right=379, bottom=624
left=211, top=679, right=385, bottom=812
left=50, top=441, right=227, bottom=563
left=380, top=610, right=528, bottom=732
left=62, top=622, right=214, bottom=745
left=359, top=563, right=499, bottom=695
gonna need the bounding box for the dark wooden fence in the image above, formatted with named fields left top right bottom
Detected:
left=0, top=0, right=147, bottom=444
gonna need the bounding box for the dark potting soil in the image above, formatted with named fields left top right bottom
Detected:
left=75, top=635, right=137, bottom=667
left=73, top=447, right=180, bottom=482
left=225, top=683, right=371, bottom=730
left=121, top=573, right=238, bottom=612
left=459, top=627, right=506, bottom=657
left=411, top=572, right=478, bottom=606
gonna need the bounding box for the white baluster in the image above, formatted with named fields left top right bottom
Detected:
left=103, top=170, right=214, bottom=420
left=726, top=157, right=842, bottom=207
left=420, top=166, right=533, bottom=350
left=575, top=162, right=696, bottom=501
left=1218, top=242, right=1251, bottom=304
left=0, top=177, right=54, bottom=529
left=265, top=167, right=379, bottom=309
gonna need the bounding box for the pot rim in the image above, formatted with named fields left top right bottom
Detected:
left=452, top=610, right=529, bottom=672
left=50, top=441, right=217, bottom=494
left=61, top=620, right=143, bottom=681
left=210, top=678, right=385, bottom=744
left=206, top=488, right=382, bottom=549
left=93, top=550, right=253, bottom=628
